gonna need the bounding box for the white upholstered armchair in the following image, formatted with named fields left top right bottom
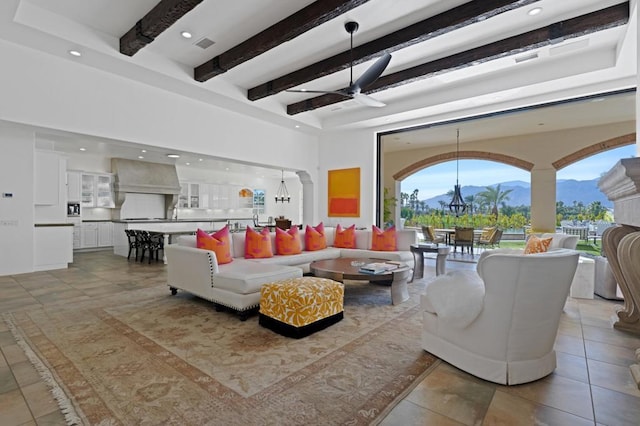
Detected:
left=421, top=248, right=579, bottom=385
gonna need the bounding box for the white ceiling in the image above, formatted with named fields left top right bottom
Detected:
left=0, top=0, right=637, bottom=174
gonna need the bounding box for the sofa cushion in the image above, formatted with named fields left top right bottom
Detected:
left=196, top=227, right=233, bottom=264
left=338, top=248, right=414, bottom=267
left=304, top=223, right=327, bottom=251
left=214, top=260, right=302, bottom=294
left=275, top=226, right=302, bottom=255
left=245, top=227, right=274, bottom=259
left=333, top=224, right=356, bottom=248
left=371, top=225, right=397, bottom=251
left=524, top=235, right=552, bottom=254
left=257, top=247, right=342, bottom=266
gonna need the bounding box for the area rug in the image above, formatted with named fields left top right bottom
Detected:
left=4, top=281, right=438, bottom=425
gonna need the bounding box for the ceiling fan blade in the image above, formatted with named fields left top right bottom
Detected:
left=352, top=53, right=391, bottom=91
left=352, top=93, right=386, bottom=108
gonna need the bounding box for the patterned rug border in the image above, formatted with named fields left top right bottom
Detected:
left=3, top=313, right=84, bottom=425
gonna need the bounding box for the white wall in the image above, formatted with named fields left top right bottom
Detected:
left=0, top=39, right=319, bottom=182
left=0, top=124, right=35, bottom=275
left=0, top=39, right=323, bottom=275
left=318, top=129, right=378, bottom=228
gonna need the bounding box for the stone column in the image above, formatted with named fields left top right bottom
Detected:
left=599, top=158, right=640, bottom=390
left=530, top=167, right=557, bottom=232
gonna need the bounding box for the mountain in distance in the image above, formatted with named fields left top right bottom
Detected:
left=421, top=178, right=612, bottom=209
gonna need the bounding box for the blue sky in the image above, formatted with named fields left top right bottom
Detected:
left=401, top=145, right=637, bottom=199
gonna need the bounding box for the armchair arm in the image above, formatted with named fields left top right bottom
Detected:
left=422, top=270, right=485, bottom=328
left=166, top=244, right=220, bottom=299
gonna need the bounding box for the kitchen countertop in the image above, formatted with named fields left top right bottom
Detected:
left=112, top=218, right=252, bottom=223
left=35, top=223, right=74, bottom=227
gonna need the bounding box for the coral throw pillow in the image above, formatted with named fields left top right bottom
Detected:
left=196, top=226, right=233, bottom=264
left=333, top=224, right=356, bottom=249
left=371, top=225, right=397, bottom=251
left=524, top=235, right=553, bottom=254
left=245, top=226, right=273, bottom=259
left=305, top=222, right=327, bottom=251
left=276, top=226, right=302, bottom=255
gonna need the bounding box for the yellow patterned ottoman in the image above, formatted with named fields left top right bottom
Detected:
left=259, top=277, right=344, bottom=338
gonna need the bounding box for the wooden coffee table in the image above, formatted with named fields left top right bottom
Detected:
left=309, top=258, right=412, bottom=305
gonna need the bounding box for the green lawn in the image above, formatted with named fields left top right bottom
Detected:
left=498, top=240, right=603, bottom=257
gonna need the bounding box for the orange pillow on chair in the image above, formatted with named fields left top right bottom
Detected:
left=245, top=226, right=273, bottom=259
left=276, top=226, right=302, bottom=255
left=523, top=235, right=553, bottom=254
left=196, top=226, right=233, bottom=264
left=371, top=225, right=397, bottom=251
left=333, top=224, right=356, bottom=248
left=304, top=222, right=327, bottom=251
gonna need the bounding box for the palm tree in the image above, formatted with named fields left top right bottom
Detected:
left=464, top=194, right=476, bottom=215
left=400, top=192, right=409, bottom=208
left=476, top=184, right=513, bottom=217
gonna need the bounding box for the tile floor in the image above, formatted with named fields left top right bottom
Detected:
left=1, top=250, right=639, bottom=425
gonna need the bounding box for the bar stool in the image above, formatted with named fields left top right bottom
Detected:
left=138, top=231, right=164, bottom=263
left=124, top=229, right=140, bottom=261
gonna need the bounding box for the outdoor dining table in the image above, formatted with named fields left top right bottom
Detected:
left=435, top=228, right=483, bottom=245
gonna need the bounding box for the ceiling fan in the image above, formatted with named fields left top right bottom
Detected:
left=286, top=21, right=391, bottom=107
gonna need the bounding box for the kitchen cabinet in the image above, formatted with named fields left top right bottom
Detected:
left=69, top=219, right=82, bottom=249
left=34, top=225, right=73, bottom=271
left=35, top=151, right=60, bottom=205
left=81, top=173, right=115, bottom=208
left=178, top=182, right=202, bottom=208
left=80, top=221, right=113, bottom=248
left=98, top=222, right=113, bottom=246
left=67, top=171, right=81, bottom=202
left=81, top=222, right=98, bottom=248
left=178, top=182, right=244, bottom=210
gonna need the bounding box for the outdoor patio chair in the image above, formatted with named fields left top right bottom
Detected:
left=452, top=226, right=474, bottom=254
left=421, top=225, right=445, bottom=244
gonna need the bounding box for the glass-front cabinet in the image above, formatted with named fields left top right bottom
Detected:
left=179, top=183, right=200, bottom=208
left=81, top=173, right=115, bottom=208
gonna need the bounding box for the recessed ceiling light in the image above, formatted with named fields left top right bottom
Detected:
left=138, top=155, right=144, bottom=159
left=185, top=162, right=191, bottom=166
left=225, top=167, right=229, bottom=171
left=68, top=50, right=82, bottom=57
left=79, top=147, right=86, bottom=151
left=181, top=31, right=193, bottom=39
left=141, top=149, right=147, bottom=153
left=198, top=158, right=203, bottom=162
left=295, top=125, right=300, bottom=128
left=167, top=154, right=180, bottom=158
left=528, top=7, right=542, bottom=16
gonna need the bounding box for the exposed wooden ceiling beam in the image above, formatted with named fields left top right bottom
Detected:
left=287, top=2, right=629, bottom=115
left=120, top=0, right=204, bottom=56
left=249, top=0, right=538, bottom=101
left=194, top=0, right=369, bottom=82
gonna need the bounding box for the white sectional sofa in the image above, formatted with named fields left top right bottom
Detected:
left=165, top=226, right=418, bottom=319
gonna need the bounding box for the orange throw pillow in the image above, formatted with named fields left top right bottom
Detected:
left=371, top=225, right=397, bottom=251
left=276, top=226, right=302, bottom=255
left=196, top=226, right=233, bottom=264
left=245, top=226, right=273, bottom=259
left=305, top=222, right=327, bottom=251
left=333, top=224, right=356, bottom=248
left=524, top=235, right=553, bottom=254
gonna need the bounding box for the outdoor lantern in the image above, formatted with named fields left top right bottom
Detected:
left=448, top=129, right=467, bottom=217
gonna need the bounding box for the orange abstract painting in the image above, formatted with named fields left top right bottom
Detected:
left=328, top=167, right=360, bottom=217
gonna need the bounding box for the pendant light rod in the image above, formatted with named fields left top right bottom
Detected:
left=449, top=128, right=467, bottom=217
left=275, top=169, right=291, bottom=203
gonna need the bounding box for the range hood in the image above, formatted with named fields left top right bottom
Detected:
left=111, top=158, right=181, bottom=220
